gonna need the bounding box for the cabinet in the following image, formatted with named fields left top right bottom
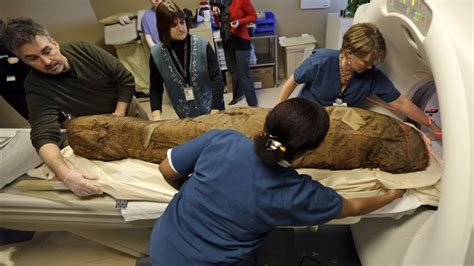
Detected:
left=325, top=13, right=353, bottom=49
left=213, top=32, right=279, bottom=88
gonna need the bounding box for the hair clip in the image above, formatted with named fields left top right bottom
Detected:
left=278, top=145, right=286, bottom=152
left=262, top=132, right=286, bottom=153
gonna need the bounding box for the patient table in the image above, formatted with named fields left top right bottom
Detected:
left=0, top=128, right=442, bottom=257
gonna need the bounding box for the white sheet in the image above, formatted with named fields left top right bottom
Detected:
left=121, top=201, right=168, bottom=222
left=298, top=154, right=442, bottom=207
left=28, top=147, right=177, bottom=202
left=25, top=145, right=441, bottom=222
left=119, top=191, right=423, bottom=222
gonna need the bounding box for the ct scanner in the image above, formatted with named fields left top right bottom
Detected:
left=351, top=0, right=473, bottom=264
left=0, top=0, right=472, bottom=263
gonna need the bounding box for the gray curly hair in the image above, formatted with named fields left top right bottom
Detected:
left=2, top=17, right=51, bottom=54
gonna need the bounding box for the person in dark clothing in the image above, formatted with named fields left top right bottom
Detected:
left=212, top=0, right=258, bottom=106
left=2, top=18, right=146, bottom=197
left=149, top=1, right=225, bottom=120
left=0, top=19, right=30, bottom=119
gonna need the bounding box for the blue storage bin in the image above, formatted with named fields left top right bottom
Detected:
left=255, top=11, right=275, bottom=33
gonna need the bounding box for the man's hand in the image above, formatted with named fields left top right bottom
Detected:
left=63, top=170, right=102, bottom=197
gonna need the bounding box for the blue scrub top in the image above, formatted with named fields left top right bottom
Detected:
left=294, top=48, right=400, bottom=106
left=150, top=130, right=342, bottom=265
left=141, top=8, right=160, bottom=44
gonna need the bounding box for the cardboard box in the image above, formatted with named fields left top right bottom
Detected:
left=225, top=66, right=274, bottom=92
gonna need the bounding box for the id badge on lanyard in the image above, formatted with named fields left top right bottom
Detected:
left=333, top=97, right=347, bottom=107
left=184, top=86, right=195, bottom=101
left=170, top=41, right=195, bottom=101
left=6, top=75, right=16, bottom=82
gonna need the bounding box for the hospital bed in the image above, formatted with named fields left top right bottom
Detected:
left=0, top=0, right=471, bottom=263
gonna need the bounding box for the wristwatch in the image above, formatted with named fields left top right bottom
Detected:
left=58, top=111, right=72, bottom=123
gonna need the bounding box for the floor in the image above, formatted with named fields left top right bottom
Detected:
left=0, top=226, right=360, bottom=266
left=0, top=230, right=136, bottom=266
left=0, top=84, right=360, bottom=266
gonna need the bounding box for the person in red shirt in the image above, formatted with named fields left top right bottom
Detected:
left=212, top=0, right=258, bottom=106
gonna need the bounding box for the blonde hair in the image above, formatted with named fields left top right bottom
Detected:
left=341, top=23, right=386, bottom=64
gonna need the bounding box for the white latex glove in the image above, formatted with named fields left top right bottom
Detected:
left=119, top=15, right=132, bottom=25
left=63, top=170, right=103, bottom=197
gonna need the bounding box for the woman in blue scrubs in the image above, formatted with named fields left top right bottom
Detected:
left=150, top=98, right=404, bottom=265
left=277, top=23, right=441, bottom=140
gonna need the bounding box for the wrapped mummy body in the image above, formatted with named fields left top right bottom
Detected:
left=67, top=107, right=429, bottom=173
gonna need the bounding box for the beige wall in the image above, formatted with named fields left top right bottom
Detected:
left=90, top=0, right=347, bottom=47
left=3, top=0, right=346, bottom=49
left=253, top=0, right=343, bottom=47
left=90, top=0, right=201, bottom=22
left=0, top=5, right=5, bottom=18
left=2, top=0, right=103, bottom=46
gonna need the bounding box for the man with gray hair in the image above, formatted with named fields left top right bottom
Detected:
left=3, top=17, right=146, bottom=197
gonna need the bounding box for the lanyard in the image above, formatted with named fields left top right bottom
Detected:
left=170, top=40, right=189, bottom=86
